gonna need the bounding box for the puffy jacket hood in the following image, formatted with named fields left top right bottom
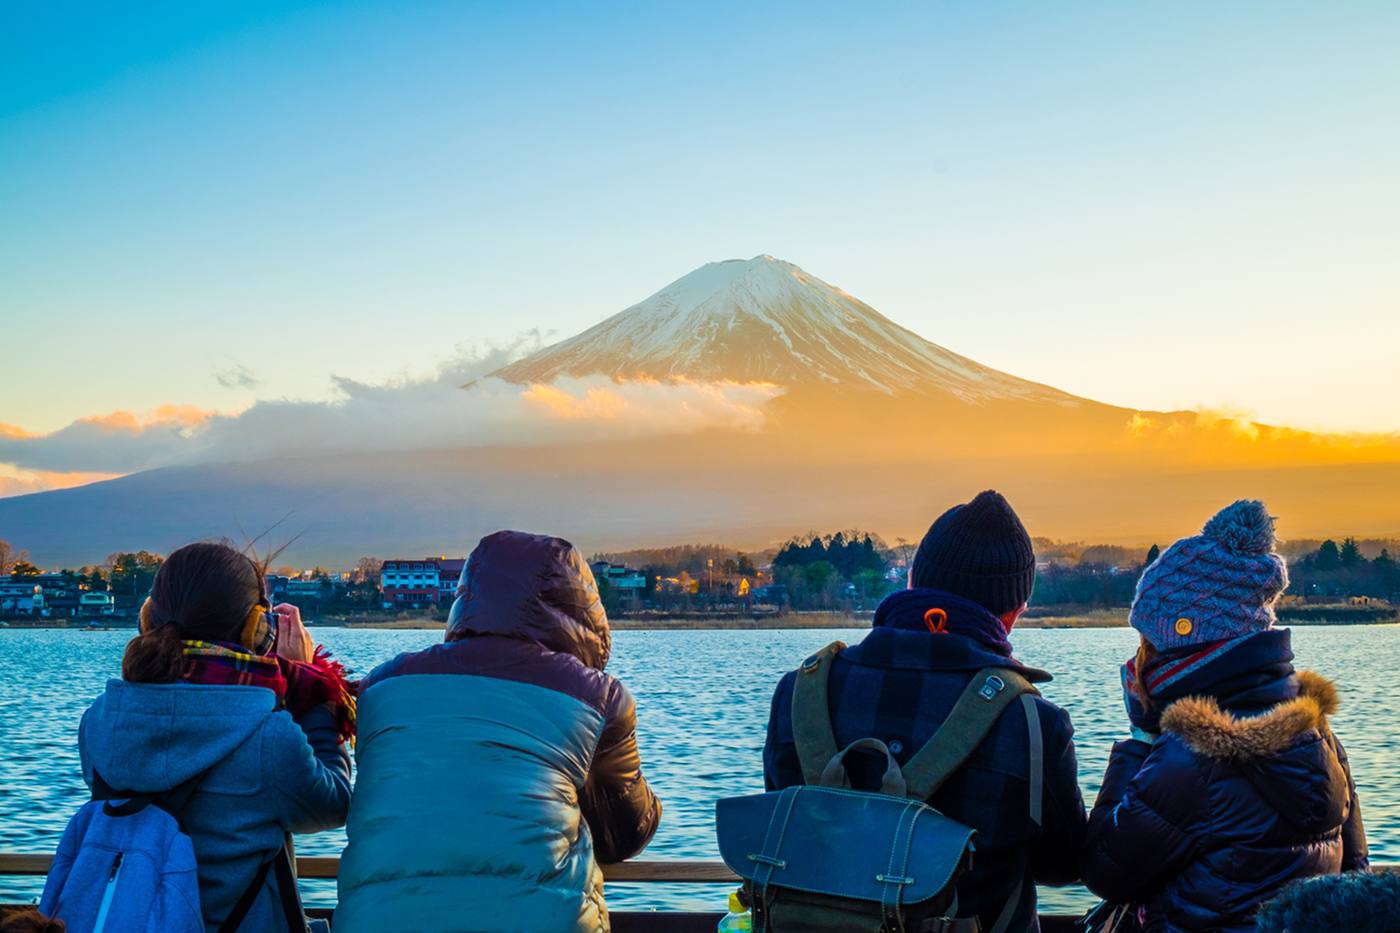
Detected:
left=1161, top=670, right=1350, bottom=833
left=81, top=679, right=275, bottom=793
left=446, top=530, right=611, bottom=670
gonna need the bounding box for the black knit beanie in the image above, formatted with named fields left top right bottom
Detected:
left=910, top=490, right=1036, bottom=615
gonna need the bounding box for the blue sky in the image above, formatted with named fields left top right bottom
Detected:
left=2, top=0, right=1397, bottom=438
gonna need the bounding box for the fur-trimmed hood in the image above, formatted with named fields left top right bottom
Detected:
left=1161, top=670, right=1337, bottom=760
left=1160, top=670, right=1353, bottom=838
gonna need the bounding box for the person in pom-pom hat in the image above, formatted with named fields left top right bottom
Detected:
left=1082, top=500, right=1368, bottom=932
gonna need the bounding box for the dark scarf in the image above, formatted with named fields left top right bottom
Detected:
left=182, top=640, right=357, bottom=743
left=873, top=588, right=1016, bottom=655
left=1122, top=628, right=1297, bottom=734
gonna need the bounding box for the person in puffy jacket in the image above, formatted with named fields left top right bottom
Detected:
left=79, top=542, right=354, bottom=932
left=1083, top=501, right=1367, bottom=932
left=336, top=530, right=662, bottom=933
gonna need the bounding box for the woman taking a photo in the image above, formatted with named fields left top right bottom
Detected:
left=75, top=541, right=354, bottom=931
left=1083, top=500, right=1367, bottom=932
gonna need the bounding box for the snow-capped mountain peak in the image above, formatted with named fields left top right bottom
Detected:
left=490, top=255, right=1078, bottom=403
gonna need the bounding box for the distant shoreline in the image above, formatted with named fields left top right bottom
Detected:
left=8, top=607, right=1394, bottom=632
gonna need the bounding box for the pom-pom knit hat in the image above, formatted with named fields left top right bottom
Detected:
left=1130, top=499, right=1290, bottom=651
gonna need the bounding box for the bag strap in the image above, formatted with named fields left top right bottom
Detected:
left=91, top=769, right=207, bottom=820
left=218, top=838, right=307, bottom=933
left=218, top=856, right=274, bottom=933
left=982, top=693, right=1046, bottom=933
left=790, top=641, right=846, bottom=785
left=902, top=667, right=1039, bottom=802
left=273, top=839, right=309, bottom=933
left=1023, top=692, right=1043, bottom=827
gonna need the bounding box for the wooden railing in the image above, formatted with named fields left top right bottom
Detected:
left=0, top=853, right=737, bottom=883
left=12, top=854, right=1387, bottom=932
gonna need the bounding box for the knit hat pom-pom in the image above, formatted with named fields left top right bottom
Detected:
left=1202, top=499, right=1277, bottom=554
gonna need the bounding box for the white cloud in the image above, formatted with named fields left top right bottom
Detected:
left=0, top=339, right=784, bottom=492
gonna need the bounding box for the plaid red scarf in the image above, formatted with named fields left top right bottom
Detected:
left=181, top=640, right=357, bottom=743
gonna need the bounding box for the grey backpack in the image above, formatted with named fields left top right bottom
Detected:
left=716, top=642, right=1044, bottom=933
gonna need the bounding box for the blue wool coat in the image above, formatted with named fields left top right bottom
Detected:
left=1083, top=669, right=1367, bottom=932
left=764, top=588, right=1088, bottom=933
left=78, top=680, right=352, bottom=932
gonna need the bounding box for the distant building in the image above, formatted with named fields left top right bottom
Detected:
left=590, top=561, right=647, bottom=591
left=437, top=558, right=466, bottom=602
left=78, top=592, right=116, bottom=616
left=591, top=561, right=648, bottom=608
left=379, top=558, right=465, bottom=609
left=38, top=579, right=81, bottom=616
left=0, top=581, right=42, bottom=615
left=265, top=574, right=291, bottom=602
left=285, top=578, right=331, bottom=600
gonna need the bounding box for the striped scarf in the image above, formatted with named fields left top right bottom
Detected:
left=182, top=640, right=357, bottom=743
left=1121, top=628, right=1295, bottom=734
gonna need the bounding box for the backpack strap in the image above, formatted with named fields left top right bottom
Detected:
left=790, top=641, right=846, bottom=785
left=91, top=769, right=207, bottom=820
left=901, top=667, right=1039, bottom=802
left=218, top=838, right=307, bottom=933
left=978, top=693, right=1047, bottom=933
left=219, top=855, right=275, bottom=933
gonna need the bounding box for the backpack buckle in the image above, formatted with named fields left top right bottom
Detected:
left=978, top=674, right=1006, bottom=701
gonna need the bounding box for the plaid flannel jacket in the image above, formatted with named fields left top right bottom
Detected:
left=763, top=589, right=1088, bottom=933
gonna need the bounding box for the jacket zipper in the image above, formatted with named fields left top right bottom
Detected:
left=92, top=851, right=124, bottom=933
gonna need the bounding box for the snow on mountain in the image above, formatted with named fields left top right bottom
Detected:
left=491, top=255, right=1080, bottom=403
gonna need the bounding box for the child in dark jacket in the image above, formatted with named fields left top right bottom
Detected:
left=1083, top=501, right=1367, bottom=933
left=75, top=542, right=354, bottom=932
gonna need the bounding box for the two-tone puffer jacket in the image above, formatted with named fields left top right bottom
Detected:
left=336, top=531, right=662, bottom=933
left=1083, top=666, right=1367, bottom=932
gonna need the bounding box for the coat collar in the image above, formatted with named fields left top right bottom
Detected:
left=849, top=588, right=1050, bottom=682
left=873, top=588, right=1011, bottom=648
left=1161, top=670, right=1338, bottom=760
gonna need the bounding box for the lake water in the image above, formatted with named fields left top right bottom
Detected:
left=3, top=625, right=1398, bottom=917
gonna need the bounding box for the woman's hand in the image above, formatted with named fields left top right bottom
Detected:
left=273, top=602, right=315, bottom=663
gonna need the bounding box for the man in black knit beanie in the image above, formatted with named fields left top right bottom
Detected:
left=763, top=490, right=1086, bottom=933
left=910, top=489, right=1037, bottom=621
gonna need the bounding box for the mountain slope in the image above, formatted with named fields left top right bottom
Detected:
left=492, top=255, right=1084, bottom=404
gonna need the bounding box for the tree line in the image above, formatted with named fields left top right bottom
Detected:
left=769, top=531, right=893, bottom=610
left=1289, top=538, right=1400, bottom=601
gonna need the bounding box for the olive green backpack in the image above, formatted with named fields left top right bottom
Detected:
left=716, top=642, right=1044, bottom=933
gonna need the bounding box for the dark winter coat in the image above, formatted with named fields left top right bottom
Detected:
left=764, top=588, right=1088, bottom=933
left=1083, top=670, right=1367, bottom=932
left=336, top=531, right=661, bottom=933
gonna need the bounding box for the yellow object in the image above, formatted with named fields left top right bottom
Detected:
left=241, top=602, right=271, bottom=651
left=1175, top=618, right=1194, bottom=636
left=728, top=892, right=744, bottom=914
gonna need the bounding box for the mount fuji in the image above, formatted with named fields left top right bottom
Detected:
left=493, top=255, right=1081, bottom=404
left=3, top=254, right=1398, bottom=566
